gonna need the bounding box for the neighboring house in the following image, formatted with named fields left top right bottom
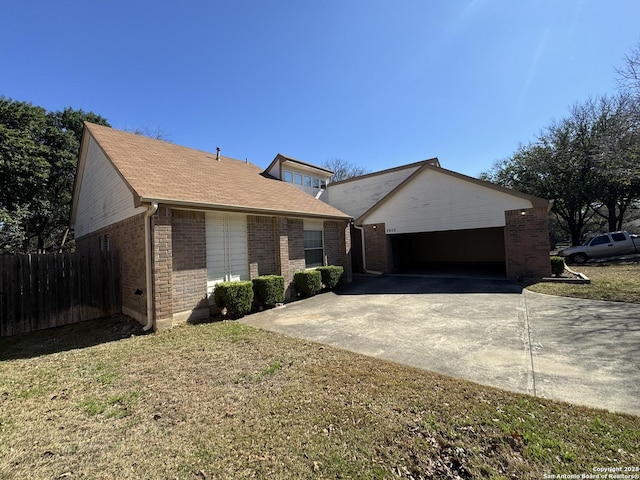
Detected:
left=70, top=123, right=352, bottom=331
left=323, top=159, right=552, bottom=280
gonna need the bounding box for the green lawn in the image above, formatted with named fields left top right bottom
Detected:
left=1, top=316, right=638, bottom=479
left=527, top=261, right=640, bottom=303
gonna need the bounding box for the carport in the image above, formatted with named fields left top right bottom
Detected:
left=329, top=161, right=552, bottom=279
left=389, top=227, right=506, bottom=276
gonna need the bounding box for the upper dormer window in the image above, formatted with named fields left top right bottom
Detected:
left=281, top=167, right=327, bottom=190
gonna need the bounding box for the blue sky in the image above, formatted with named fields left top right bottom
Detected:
left=2, top=1, right=638, bottom=177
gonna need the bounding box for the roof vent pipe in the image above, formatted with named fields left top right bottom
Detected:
left=216, top=147, right=221, bottom=161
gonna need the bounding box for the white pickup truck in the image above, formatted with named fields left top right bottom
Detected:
left=558, top=231, right=640, bottom=264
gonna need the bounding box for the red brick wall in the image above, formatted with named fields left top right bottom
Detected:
left=363, top=223, right=389, bottom=272
left=324, top=220, right=352, bottom=282
left=171, top=210, right=207, bottom=314
left=504, top=207, right=551, bottom=280
left=287, top=218, right=306, bottom=273
left=350, top=226, right=364, bottom=273
left=75, top=212, right=147, bottom=321
left=247, top=215, right=278, bottom=278
left=153, top=206, right=173, bottom=322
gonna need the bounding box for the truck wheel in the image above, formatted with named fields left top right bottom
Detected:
left=570, top=253, right=588, bottom=264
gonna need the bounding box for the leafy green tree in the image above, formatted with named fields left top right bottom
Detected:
left=482, top=94, right=640, bottom=245
left=0, top=97, right=109, bottom=253
left=482, top=110, right=600, bottom=245
left=588, top=93, right=640, bottom=231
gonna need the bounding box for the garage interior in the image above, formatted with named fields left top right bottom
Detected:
left=388, top=227, right=507, bottom=277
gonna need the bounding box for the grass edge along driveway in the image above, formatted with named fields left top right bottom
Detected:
left=527, top=262, right=640, bottom=303
left=1, top=317, right=638, bottom=479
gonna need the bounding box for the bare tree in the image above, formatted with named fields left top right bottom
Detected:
left=322, top=158, right=370, bottom=183
left=122, top=124, right=172, bottom=142
left=616, top=41, right=640, bottom=95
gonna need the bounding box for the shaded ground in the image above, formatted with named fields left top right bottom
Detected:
left=0, top=315, right=150, bottom=361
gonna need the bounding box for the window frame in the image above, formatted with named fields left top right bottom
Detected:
left=590, top=235, right=610, bottom=246
left=303, top=220, right=324, bottom=268
left=611, top=232, right=626, bottom=242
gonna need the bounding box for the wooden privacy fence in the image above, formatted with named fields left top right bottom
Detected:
left=0, top=252, right=121, bottom=336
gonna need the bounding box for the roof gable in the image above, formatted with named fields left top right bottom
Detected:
left=78, top=123, right=350, bottom=219
left=357, top=163, right=549, bottom=226
left=328, top=158, right=440, bottom=187
left=264, top=153, right=334, bottom=180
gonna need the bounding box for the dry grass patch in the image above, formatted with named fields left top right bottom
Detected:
left=1, top=317, right=639, bottom=479
left=528, top=261, right=640, bottom=303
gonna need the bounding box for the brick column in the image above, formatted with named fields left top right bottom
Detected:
left=323, top=220, right=352, bottom=284
left=171, top=210, right=207, bottom=323
left=351, top=225, right=363, bottom=274
left=504, top=206, right=551, bottom=280
left=364, top=223, right=389, bottom=273
left=247, top=215, right=277, bottom=278
left=343, top=221, right=352, bottom=283
left=153, top=206, right=173, bottom=329
left=275, top=217, right=289, bottom=280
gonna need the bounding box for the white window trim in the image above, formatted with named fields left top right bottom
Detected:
left=303, top=219, right=325, bottom=268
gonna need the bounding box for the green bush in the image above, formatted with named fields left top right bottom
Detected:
left=317, top=265, right=344, bottom=289
left=252, top=275, right=285, bottom=308
left=213, top=281, right=254, bottom=318
left=293, top=270, right=322, bottom=298
left=550, top=256, right=565, bottom=277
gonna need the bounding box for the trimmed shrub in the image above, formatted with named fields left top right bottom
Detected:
left=252, top=275, right=285, bottom=308
left=317, top=265, right=344, bottom=290
left=293, top=270, right=322, bottom=298
left=550, top=256, right=565, bottom=277
left=213, top=281, right=254, bottom=318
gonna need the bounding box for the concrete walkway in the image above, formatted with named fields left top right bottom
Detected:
left=241, top=275, right=640, bottom=416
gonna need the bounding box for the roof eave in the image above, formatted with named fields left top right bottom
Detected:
left=354, top=163, right=550, bottom=225
left=139, top=197, right=352, bottom=221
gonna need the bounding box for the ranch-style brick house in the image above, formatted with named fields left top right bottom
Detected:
left=70, top=123, right=352, bottom=331
left=71, top=123, right=551, bottom=332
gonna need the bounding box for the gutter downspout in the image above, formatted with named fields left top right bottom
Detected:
left=352, top=223, right=383, bottom=275
left=143, top=202, right=159, bottom=331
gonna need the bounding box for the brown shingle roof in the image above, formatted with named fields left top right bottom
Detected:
left=83, top=122, right=350, bottom=219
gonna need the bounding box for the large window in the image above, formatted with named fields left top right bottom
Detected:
left=304, top=226, right=324, bottom=268
left=304, top=230, right=323, bottom=267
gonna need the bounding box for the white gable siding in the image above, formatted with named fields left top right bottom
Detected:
left=324, top=166, right=420, bottom=218
left=266, top=162, right=281, bottom=179
left=74, top=137, right=146, bottom=238
left=362, top=169, right=533, bottom=234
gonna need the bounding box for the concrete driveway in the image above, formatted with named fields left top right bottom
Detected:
left=241, top=274, right=640, bottom=416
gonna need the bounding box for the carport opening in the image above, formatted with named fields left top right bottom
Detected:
left=389, top=227, right=507, bottom=277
